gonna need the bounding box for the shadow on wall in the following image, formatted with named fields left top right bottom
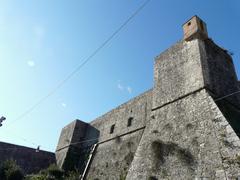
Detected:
left=60, top=124, right=100, bottom=174
left=216, top=100, right=240, bottom=137
left=150, top=140, right=197, bottom=175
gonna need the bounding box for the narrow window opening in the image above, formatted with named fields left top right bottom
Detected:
left=200, top=20, right=204, bottom=30
left=110, top=124, right=115, bottom=134
left=187, top=21, right=191, bottom=26
left=127, top=117, right=133, bottom=127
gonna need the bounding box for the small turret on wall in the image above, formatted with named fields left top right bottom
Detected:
left=183, top=15, right=208, bottom=41
left=55, top=120, right=99, bottom=172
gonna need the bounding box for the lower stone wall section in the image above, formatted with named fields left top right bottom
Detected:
left=126, top=89, right=240, bottom=179
left=0, top=141, right=56, bottom=174
left=86, top=129, right=144, bottom=180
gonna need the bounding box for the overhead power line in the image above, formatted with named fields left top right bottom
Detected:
left=214, top=90, right=240, bottom=102
left=2, top=88, right=240, bottom=153
left=6, top=0, right=151, bottom=127
left=0, top=128, right=50, bottom=149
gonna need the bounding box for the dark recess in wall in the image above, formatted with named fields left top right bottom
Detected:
left=216, top=100, right=240, bottom=137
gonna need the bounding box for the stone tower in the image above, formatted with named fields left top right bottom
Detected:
left=56, top=16, right=240, bottom=179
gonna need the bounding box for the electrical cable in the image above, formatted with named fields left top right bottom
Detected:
left=214, top=90, right=240, bottom=102
left=2, top=87, right=240, bottom=152
left=0, top=0, right=152, bottom=153
left=6, top=0, right=151, bottom=127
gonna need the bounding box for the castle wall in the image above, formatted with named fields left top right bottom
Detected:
left=216, top=101, right=240, bottom=136
left=56, top=120, right=87, bottom=170
left=153, top=39, right=205, bottom=109
left=199, top=39, right=240, bottom=106
left=86, top=129, right=144, bottom=180
left=55, top=17, right=240, bottom=179
left=90, top=89, right=152, bottom=142
left=85, top=90, right=152, bottom=179
left=126, top=89, right=240, bottom=179
left=55, top=120, right=99, bottom=171
left=0, top=141, right=55, bottom=174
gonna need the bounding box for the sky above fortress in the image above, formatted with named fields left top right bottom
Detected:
left=0, top=0, right=240, bottom=152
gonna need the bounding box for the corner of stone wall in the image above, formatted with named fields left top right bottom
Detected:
left=206, top=92, right=240, bottom=179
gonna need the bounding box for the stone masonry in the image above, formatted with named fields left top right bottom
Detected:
left=56, top=16, right=240, bottom=179
left=0, top=141, right=55, bottom=174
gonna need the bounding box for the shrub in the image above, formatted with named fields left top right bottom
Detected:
left=65, top=171, right=80, bottom=180
left=25, top=164, right=64, bottom=180
left=0, top=159, right=24, bottom=180
left=39, top=164, right=64, bottom=179
left=25, top=164, right=80, bottom=180
left=24, top=174, right=46, bottom=180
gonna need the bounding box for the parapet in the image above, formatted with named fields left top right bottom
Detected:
left=183, top=15, right=208, bottom=41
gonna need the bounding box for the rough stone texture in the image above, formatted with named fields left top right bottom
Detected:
left=153, top=38, right=240, bottom=110
left=55, top=120, right=99, bottom=171
left=56, top=34, right=240, bottom=179
left=126, top=89, right=240, bottom=179
left=0, top=141, right=55, bottom=174
left=183, top=16, right=208, bottom=41
left=199, top=39, right=240, bottom=107
left=153, top=39, right=205, bottom=109
left=217, top=101, right=240, bottom=137
left=90, top=89, right=152, bottom=142
left=86, top=130, right=144, bottom=180
left=83, top=90, right=152, bottom=179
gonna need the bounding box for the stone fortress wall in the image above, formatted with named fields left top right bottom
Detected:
left=0, top=141, right=55, bottom=174
left=56, top=16, right=240, bottom=179
left=86, top=89, right=152, bottom=179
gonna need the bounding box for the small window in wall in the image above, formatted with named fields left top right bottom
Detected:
left=200, top=20, right=204, bottom=30
left=127, top=117, right=133, bottom=127
left=110, top=124, right=115, bottom=134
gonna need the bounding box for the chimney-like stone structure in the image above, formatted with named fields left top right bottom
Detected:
left=183, top=15, right=208, bottom=41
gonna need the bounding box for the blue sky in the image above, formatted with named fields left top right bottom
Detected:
left=0, top=0, right=240, bottom=152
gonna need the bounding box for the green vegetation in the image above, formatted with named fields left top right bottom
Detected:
left=0, top=159, right=24, bottom=180
left=0, top=160, right=80, bottom=180
left=25, top=164, right=80, bottom=180
left=119, top=171, right=127, bottom=180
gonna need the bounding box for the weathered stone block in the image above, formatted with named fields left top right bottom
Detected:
left=55, top=120, right=99, bottom=171
left=153, top=39, right=205, bottom=109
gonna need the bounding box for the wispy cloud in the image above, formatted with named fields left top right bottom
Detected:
left=27, top=60, right=35, bottom=67
left=127, top=86, right=132, bottom=94
left=117, top=81, right=133, bottom=94
left=117, top=82, right=124, bottom=91
left=61, top=103, right=67, bottom=108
